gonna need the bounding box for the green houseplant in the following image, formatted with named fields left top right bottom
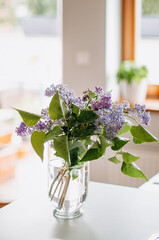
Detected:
left=15, top=84, right=158, bottom=218
left=117, top=61, right=148, bottom=103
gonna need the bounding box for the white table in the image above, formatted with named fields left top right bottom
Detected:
left=0, top=182, right=159, bottom=240
left=140, top=173, right=159, bottom=192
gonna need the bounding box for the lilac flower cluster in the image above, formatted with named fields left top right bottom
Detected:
left=133, top=104, right=151, bottom=125
left=16, top=85, right=151, bottom=141
left=15, top=122, right=29, bottom=137
left=94, top=87, right=104, bottom=96
left=16, top=106, right=65, bottom=137
left=124, top=103, right=151, bottom=125
left=91, top=92, right=112, bottom=111
left=95, top=103, right=125, bottom=139
left=45, top=83, right=85, bottom=110
left=45, top=84, right=67, bottom=97
left=122, top=100, right=130, bottom=109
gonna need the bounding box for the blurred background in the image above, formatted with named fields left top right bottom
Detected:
left=0, top=0, right=159, bottom=207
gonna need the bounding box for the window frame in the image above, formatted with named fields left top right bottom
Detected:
left=122, top=0, right=159, bottom=99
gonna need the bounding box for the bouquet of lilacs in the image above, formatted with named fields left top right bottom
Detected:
left=15, top=84, right=158, bottom=207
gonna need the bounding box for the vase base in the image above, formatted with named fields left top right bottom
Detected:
left=53, top=209, right=83, bottom=219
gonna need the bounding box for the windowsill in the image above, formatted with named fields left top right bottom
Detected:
left=145, top=98, right=159, bottom=112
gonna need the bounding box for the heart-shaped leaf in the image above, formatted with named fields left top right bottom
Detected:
left=118, top=122, right=131, bottom=135
left=99, top=136, right=112, bottom=154
left=80, top=141, right=102, bottom=162
left=130, top=125, right=158, bottom=143
left=72, top=104, right=79, bottom=115
left=108, top=156, right=120, bottom=164
left=54, top=135, right=70, bottom=164
left=78, top=110, right=99, bottom=124
left=133, top=137, right=143, bottom=144
left=14, top=108, right=41, bottom=127
left=121, top=162, right=148, bottom=181
left=111, top=137, right=130, bottom=151
left=31, top=131, right=45, bottom=161
left=62, top=101, right=70, bottom=118
left=44, top=126, right=63, bottom=142
left=119, top=151, right=139, bottom=164
left=49, top=91, right=64, bottom=120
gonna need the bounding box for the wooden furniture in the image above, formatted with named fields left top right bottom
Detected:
left=0, top=181, right=159, bottom=240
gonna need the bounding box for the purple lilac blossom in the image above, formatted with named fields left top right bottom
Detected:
left=16, top=122, right=34, bottom=136
left=140, top=111, right=151, bottom=125
left=70, top=96, right=85, bottom=109
left=95, top=103, right=125, bottom=140
left=91, top=92, right=112, bottom=111
left=35, top=120, right=47, bottom=131
left=94, top=87, right=103, bottom=96
left=41, top=108, right=49, bottom=119
left=125, top=103, right=151, bottom=125
left=94, top=123, right=102, bottom=135
left=134, top=104, right=146, bottom=116
left=44, top=83, right=85, bottom=110
left=105, top=104, right=125, bottom=139
left=122, top=100, right=130, bottom=109
left=15, top=122, right=28, bottom=137
left=16, top=84, right=151, bottom=142
left=45, top=83, right=68, bottom=97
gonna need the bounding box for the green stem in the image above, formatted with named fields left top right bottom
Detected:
left=58, top=172, right=71, bottom=209
left=51, top=168, right=67, bottom=200
left=49, top=169, right=63, bottom=197
left=124, top=114, right=139, bottom=125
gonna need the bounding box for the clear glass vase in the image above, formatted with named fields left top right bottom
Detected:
left=48, top=158, right=89, bottom=219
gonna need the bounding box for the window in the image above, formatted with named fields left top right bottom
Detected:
left=137, top=0, right=159, bottom=86
left=0, top=0, right=62, bottom=110
left=0, top=0, right=62, bottom=205
left=142, top=0, right=159, bottom=37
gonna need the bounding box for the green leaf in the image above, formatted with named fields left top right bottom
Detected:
left=14, top=108, right=41, bottom=127
left=69, top=140, right=86, bottom=157
left=72, top=169, right=79, bottom=180
left=44, top=126, right=63, bottom=142
left=62, top=101, right=70, bottom=118
left=111, top=137, right=130, bottom=151
left=108, top=156, right=120, bottom=164
left=31, top=131, right=45, bottom=161
left=48, top=91, right=64, bottom=120
left=54, top=135, right=70, bottom=164
left=81, top=148, right=102, bottom=162
left=70, top=147, right=79, bottom=166
left=90, top=92, right=96, bottom=98
left=84, top=137, right=93, bottom=146
left=99, top=136, right=112, bottom=154
left=72, top=123, right=96, bottom=139
left=72, top=104, right=79, bottom=115
left=119, top=151, right=139, bottom=164
left=118, top=122, right=131, bottom=135
left=78, top=110, right=99, bottom=124
left=67, top=118, right=77, bottom=127
left=130, top=125, right=158, bottom=143
left=133, top=137, right=143, bottom=144
left=54, top=152, right=61, bottom=157
left=80, top=141, right=102, bottom=162
left=121, top=162, right=148, bottom=181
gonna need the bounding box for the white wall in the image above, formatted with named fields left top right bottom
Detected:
left=105, top=0, right=122, bottom=100
left=63, top=0, right=106, bottom=96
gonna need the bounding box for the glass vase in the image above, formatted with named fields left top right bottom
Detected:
left=48, top=158, right=89, bottom=219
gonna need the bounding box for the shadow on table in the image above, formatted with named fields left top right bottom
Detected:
left=51, top=217, right=98, bottom=240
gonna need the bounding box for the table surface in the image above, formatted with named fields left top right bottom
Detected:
left=0, top=181, right=159, bottom=240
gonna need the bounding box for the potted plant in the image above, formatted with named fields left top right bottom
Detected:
left=117, top=61, right=148, bottom=104
left=15, top=84, right=158, bottom=219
